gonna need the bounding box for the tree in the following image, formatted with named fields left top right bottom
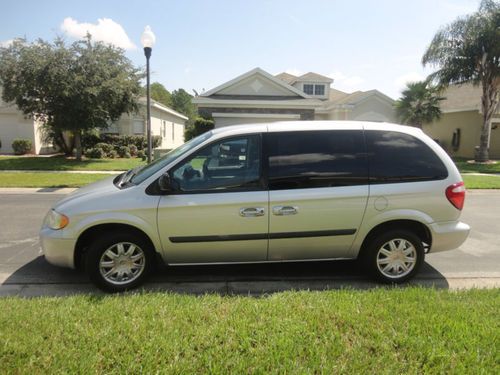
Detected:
left=0, top=36, right=142, bottom=160
left=184, top=116, right=215, bottom=141
left=150, top=82, right=172, bottom=107
left=422, top=0, right=500, bottom=161
left=170, top=88, right=196, bottom=124
left=395, top=81, right=445, bottom=128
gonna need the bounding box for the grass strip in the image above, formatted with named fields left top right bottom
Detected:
left=0, top=156, right=144, bottom=171
left=0, top=288, right=498, bottom=373
left=463, top=174, right=500, bottom=189
left=0, top=172, right=111, bottom=188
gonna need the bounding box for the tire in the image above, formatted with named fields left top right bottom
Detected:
left=363, top=229, right=425, bottom=283
left=85, top=232, right=154, bottom=292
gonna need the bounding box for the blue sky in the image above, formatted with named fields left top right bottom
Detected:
left=1, top=0, right=480, bottom=99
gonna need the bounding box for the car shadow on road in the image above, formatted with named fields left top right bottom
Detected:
left=1, top=256, right=450, bottom=297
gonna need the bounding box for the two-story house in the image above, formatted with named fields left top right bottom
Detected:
left=193, top=67, right=396, bottom=127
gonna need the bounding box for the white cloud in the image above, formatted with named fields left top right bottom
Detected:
left=0, top=39, right=14, bottom=48
left=328, top=70, right=365, bottom=92
left=60, top=17, right=136, bottom=50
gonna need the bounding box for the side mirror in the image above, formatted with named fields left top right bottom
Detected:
left=158, top=172, right=172, bottom=192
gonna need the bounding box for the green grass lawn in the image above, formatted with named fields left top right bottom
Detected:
left=0, top=172, right=112, bottom=188
left=0, top=155, right=144, bottom=171
left=463, top=174, right=500, bottom=189
left=0, top=288, right=497, bottom=373
left=454, top=157, right=500, bottom=174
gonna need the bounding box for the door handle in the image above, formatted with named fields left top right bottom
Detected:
left=239, top=207, right=265, bottom=217
left=273, top=206, right=298, bottom=216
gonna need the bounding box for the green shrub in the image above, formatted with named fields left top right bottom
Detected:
left=12, top=139, right=32, bottom=155
left=136, top=150, right=146, bottom=160
left=85, top=147, right=105, bottom=159
left=107, top=150, right=118, bottom=159
left=185, top=117, right=215, bottom=141
left=117, top=145, right=130, bottom=158
left=128, top=144, right=138, bottom=156
left=152, top=135, right=162, bottom=148
left=95, top=143, right=114, bottom=154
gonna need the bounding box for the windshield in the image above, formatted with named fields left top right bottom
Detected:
left=129, top=131, right=213, bottom=185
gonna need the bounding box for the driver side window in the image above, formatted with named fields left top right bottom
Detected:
left=171, top=135, right=262, bottom=193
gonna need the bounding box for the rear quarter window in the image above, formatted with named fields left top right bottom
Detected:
left=365, top=130, right=448, bottom=183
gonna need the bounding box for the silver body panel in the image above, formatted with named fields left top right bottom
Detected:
left=40, top=121, right=470, bottom=269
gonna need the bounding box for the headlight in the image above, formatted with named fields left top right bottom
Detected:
left=45, top=210, right=69, bottom=230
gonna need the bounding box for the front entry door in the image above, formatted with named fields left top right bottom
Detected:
left=157, top=134, right=268, bottom=264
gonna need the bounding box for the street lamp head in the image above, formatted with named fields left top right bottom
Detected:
left=141, top=25, right=156, bottom=49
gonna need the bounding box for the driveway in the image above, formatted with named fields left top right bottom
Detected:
left=0, top=189, right=498, bottom=296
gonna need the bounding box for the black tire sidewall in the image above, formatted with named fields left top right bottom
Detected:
left=365, top=229, right=425, bottom=284
left=85, top=232, right=153, bottom=292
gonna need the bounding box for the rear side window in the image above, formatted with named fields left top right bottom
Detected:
left=265, top=130, right=368, bottom=190
left=365, top=130, right=448, bottom=183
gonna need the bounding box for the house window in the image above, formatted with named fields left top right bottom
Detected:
left=172, top=122, right=175, bottom=141
left=314, top=85, right=325, bottom=95
left=133, top=120, right=144, bottom=134
left=162, top=121, right=167, bottom=137
left=303, top=84, right=314, bottom=95
left=303, top=84, right=326, bottom=96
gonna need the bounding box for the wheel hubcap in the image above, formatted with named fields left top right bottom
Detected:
left=99, top=242, right=146, bottom=285
left=376, top=238, right=417, bottom=279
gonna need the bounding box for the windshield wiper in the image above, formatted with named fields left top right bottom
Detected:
left=118, top=166, right=142, bottom=188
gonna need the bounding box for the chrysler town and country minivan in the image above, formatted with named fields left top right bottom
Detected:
left=40, top=121, right=470, bottom=292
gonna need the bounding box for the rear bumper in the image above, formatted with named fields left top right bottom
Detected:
left=39, top=227, right=76, bottom=269
left=428, top=221, right=470, bottom=253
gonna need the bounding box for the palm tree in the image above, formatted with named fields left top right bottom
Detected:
left=395, top=81, right=445, bottom=128
left=422, top=0, right=500, bottom=162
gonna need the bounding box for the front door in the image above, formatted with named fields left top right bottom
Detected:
left=157, top=134, right=268, bottom=264
left=265, top=130, right=369, bottom=260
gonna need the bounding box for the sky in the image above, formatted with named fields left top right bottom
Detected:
left=0, top=0, right=481, bottom=99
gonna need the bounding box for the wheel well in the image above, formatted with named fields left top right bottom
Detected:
left=358, top=220, right=432, bottom=259
left=74, top=223, right=156, bottom=270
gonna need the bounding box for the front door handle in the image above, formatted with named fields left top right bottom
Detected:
left=273, top=206, right=299, bottom=216
left=239, top=207, right=265, bottom=217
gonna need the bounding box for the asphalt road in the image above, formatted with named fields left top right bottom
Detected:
left=0, top=189, right=498, bottom=296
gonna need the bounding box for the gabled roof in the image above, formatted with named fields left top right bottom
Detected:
left=138, top=97, right=188, bottom=121
left=201, top=67, right=311, bottom=99
left=295, top=72, right=333, bottom=83
left=275, top=72, right=297, bottom=84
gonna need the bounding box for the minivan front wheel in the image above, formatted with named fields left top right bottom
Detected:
left=365, top=230, right=424, bottom=283
left=85, top=233, right=153, bottom=292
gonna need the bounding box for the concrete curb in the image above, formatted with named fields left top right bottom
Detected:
left=1, top=277, right=498, bottom=297
left=0, top=170, right=122, bottom=174
left=0, top=188, right=78, bottom=194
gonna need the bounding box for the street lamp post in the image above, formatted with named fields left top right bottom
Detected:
left=141, top=26, right=156, bottom=163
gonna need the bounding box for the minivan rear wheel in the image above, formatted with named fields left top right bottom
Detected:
left=85, top=233, right=154, bottom=292
left=364, top=230, right=424, bottom=283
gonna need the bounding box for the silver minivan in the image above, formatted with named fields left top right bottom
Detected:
left=40, top=121, right=470, bottom=292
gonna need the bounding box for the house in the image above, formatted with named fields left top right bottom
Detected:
left=0, top=95, right=187, bottom=154
left=422, top=84, right=500, bottom=159
left=103, top=98, right=187, bottom=151
left=192, top=67, right=396, bottom=127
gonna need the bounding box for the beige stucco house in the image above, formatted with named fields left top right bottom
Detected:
left=193, top=67, right=396, bottom=127
left=423, top=84, right=500, bottom=159
left=0, top=96, right=187, bottom=154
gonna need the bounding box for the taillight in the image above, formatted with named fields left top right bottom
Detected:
left=446, top=181, right=466, bottom=210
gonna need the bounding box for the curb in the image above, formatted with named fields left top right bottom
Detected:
left=1, top=277, right=499, bottom=297
left=0, top=187, right=78, bottom=194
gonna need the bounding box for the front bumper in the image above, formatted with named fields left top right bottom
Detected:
left=428, top=221, right=470, bottom=253
left=39, top=227, right=77, bottom=268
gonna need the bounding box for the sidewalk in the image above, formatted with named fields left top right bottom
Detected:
left=1, top=170, right=122, bottom=174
